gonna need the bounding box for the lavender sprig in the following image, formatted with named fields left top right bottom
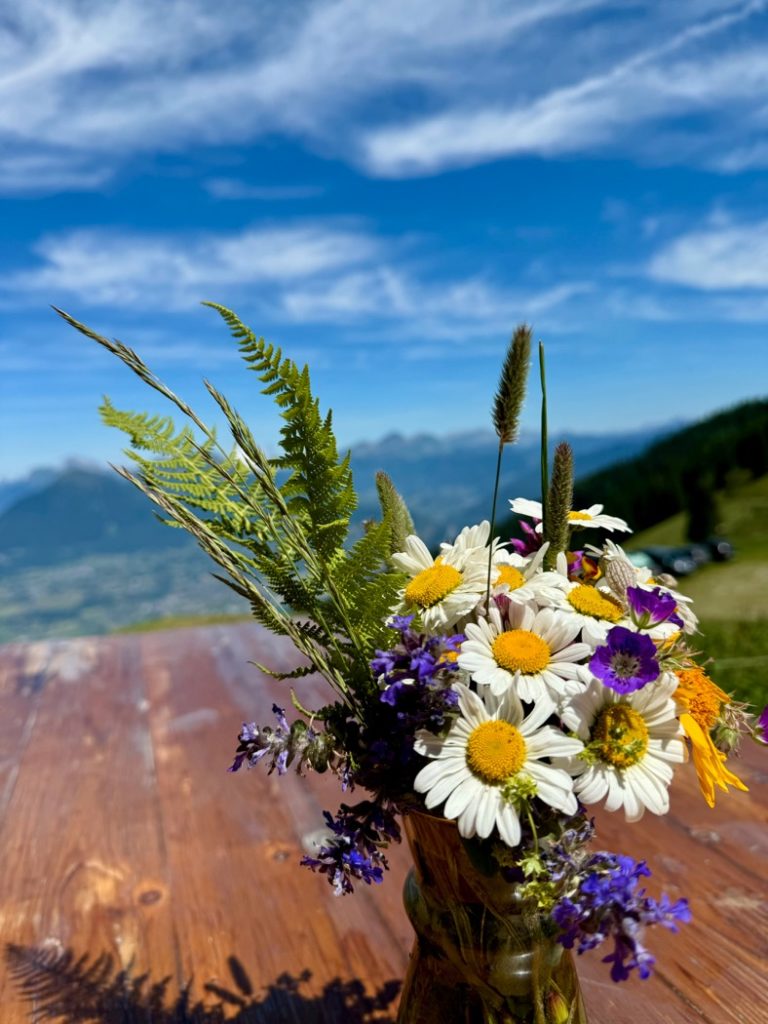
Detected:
left=552, top=852, right=691, bottom=981
left=228, top=704, right=335, bottom=775
left=301, top=800, right=401, bottom=895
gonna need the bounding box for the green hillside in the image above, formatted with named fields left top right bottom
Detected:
left=628, top=473, right=768, bottom=620
left=628, top=474, right=768, bottom=709
left=571, top=398, right=768, bottom=535
left=495, top=399, right=768, bottom=546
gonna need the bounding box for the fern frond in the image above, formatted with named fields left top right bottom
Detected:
left=61, top=303, right=409, bottom=719
left=205, top=302, right=357, bottom=561
left=375, top=471, right=415, bottom=555
left=252, top=662, right=316, bottom=681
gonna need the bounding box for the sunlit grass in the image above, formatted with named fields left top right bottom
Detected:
left=114, top=612, right=252, bottom=634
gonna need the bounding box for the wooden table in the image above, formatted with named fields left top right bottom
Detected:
left=0, top=623, right=765, bottom=1023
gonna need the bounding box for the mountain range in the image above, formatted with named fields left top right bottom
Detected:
left=0, top=421, right=675, bottom=643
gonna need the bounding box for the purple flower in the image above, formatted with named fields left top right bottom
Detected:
left=552, top=852, right=690, bottom=982
left=757, top=706, right=768, bottom=745
left=590, top=626, right=660, bottom=694
left=373, top=626, right=462, bottom=711
left=510, top=519, right=543, bottom=557
left=626, top=586, right=683, bottom=630
left=272, top=703, right=289, bottom=732
left=388, top=614, right=415, bottom=633
left=301, top=801, right=400, bottom=895
left=228, top=706, right=332, bottom=775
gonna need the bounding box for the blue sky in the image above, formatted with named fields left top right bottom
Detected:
left=2, top=0, right=768, bottom=478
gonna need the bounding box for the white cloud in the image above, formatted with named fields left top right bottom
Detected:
left=0, top=0, right=597, bottom=189
left=648, top=218, right=768, bottom=290
left=0, top=152, right=111, bottom=193
left=2, top=0, right=765, bottom=189
left=3, top=221, right=590, bottom=339
left=204, top=179, right=323, bottom=200
left=361, top=3, right=768, bottom=176
left=279, top=269, right=590, bottom=338
left=5, top=222, right=382, bottom=308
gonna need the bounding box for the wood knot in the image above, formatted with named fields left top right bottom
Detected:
left=137, top=888, right=163, bottom=905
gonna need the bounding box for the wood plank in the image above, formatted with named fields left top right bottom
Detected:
left=582, top=741, right=768, bottom=1024
left=0, top=634, right=179, bottom=1020
left=138, top=624, right=409, bottom=1021
left=0, top=623, right=765, bottom=1024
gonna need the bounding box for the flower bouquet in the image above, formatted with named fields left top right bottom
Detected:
left=60, top=306, right=765, bottom=1024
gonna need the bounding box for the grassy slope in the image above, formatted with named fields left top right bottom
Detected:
left=628, top=474, right=768, bottom=707
left=114, top=612, right=252, bottom=634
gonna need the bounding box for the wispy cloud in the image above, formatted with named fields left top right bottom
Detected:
left=0, top=152, right=110, bottom=193
left=4, top=222, right=382, bottom=309
left=204, top=179, right=324, bottom=201
left=648, top=217, right=768, bottom=290
left=279, top=271, right=590, bottom=338
left=360, top=2, right=768, bottom=176
left=3, top=221, right=590, bottom=340
left=3, top=0, right=764, bottom=190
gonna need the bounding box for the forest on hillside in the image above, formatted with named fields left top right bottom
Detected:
left=498, top=399, right=768, bottom=540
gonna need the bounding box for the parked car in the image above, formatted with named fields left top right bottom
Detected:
left=686, top=543, right=712, bottom=567
left=641, top=546, right=699, bottom=577
left=626, top=550, right=665, bottom=577
left=707, top=536, right=734, bottom=561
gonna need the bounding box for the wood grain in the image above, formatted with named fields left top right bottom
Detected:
left=0, top=622, right=765, bottom=1023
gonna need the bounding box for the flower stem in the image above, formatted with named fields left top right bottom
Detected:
left=539, top=341, right=549, bottom=539
left=526, top=802, right=540, bottom=858
left=486, top=439, right=504, bottom=612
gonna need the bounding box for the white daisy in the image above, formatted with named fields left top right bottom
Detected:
left=510, top=497, right=631, bottom=534
left=392, top=526, right=491, bottom=632
left=441, top=520, right=495, bottom=556
left=559, top=675, right=685, bottom=822
left=414, top=686, right=583, bottom=847
left=542, top=578, right=629, bottom=647
left=458, top=602, right=591, bottom=702
left=492, top=543, right=569, bottom=605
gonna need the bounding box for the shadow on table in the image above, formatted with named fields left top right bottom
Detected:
left=5, top=943, right=401, bottom=1023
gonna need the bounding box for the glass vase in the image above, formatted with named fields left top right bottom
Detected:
left=397, top=811, right=588, bottom=1024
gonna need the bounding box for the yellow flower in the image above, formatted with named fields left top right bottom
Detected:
left=679, top=713, right=748, bottom=808
left=675, top=666, right=729, bottom=730
left=675, top=667, right=747, bottom=807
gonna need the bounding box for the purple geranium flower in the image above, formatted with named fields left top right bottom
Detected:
left=590, top=626, right=660, bottom=694
left=626, top=586, right=683, bottom=630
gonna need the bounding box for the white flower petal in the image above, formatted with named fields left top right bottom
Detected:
left=475, top=788, right=498, bottom=839
left=510, top=498, right=543, bottom=520
left=497, top=803, right=522, bottom=847
left=443, top=775, right=479, bottom=820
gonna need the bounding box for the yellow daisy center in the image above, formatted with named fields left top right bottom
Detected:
left=492, top=629, right=551, bottom=674
left=466, top=720, right=527, bottom=783
left=675, top=667, right=729, bottom=731
left=495, top=565, right=526, bottom=590
left=567, top=584, right=623, bottom=622
left=591, top=704, right=649, bottom=768
left=404, top=557, right=462, bottom=608
left=568, top=510, right=591, bottom=521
